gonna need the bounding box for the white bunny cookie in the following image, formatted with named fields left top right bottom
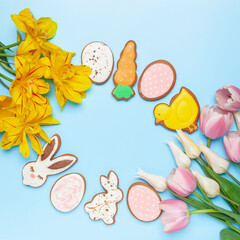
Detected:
left=22, top=134, right=78, bottom=187
left=85, top=171, right=123, bottom=225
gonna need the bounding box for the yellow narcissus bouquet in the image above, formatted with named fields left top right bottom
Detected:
left=0, top=8, right=92, bottom=157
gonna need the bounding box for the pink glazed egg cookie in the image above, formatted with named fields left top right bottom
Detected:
left=127, top=182, right=162, bottom=222
left=50, top=173, right=86, bottom=213
left=138, top=60, right=176, bottom=101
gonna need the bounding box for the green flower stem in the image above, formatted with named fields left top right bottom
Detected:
left=196, top=181, right=211, bottom=202
left=226, top=171, right=240, bottom=185
left=193, top=191, right=240, bottom=222
left=193, top=191, right=210, bottom=205
left=0, top=62, right=16, bottom=75
left=0, top=59, right=14, bottom=65
left=207, top=138, right=211, bottom=148
left=225, top=221, right=240, bottom=234
left=0, top=53, right=15, bottom=57
left=189, top=209, right=220, bottom=215
left=0, top=78, right=9, bottom=89
left=0, top=73, right=13, bottom=82
left=220, top=193, right=240, bottom=206
left=0, top=41, right=22, bottom=51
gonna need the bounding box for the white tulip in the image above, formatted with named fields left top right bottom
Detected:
left=191, top=169, right=220, bottom=198
left=136, top=168, right=167, bottom=192
left=198, top=142, right=229, bottom=174
left=166, top=139, right=191, bottom=168
left=176, top=129, right=201, bottom=159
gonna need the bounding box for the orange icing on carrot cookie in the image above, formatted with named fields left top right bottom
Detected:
left=112, top=40, right=137, bottom=100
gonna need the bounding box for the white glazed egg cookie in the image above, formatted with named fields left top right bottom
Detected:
left=81, top=41, right=114, bottom=84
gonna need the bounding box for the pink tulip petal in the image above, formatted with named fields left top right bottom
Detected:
left=159, top=199, right=188, bottom=212
left=163, top=216, right=190, bottom=233
left=224, top=131, right=240, bottom=163
left=223, top=136, right=233, bottom=161
left=161, top=211, right=185, bottom=225
left=216, top=86, right=240, bottom=112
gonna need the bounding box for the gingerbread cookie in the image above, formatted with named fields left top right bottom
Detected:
left=81, top=41, right=114, bottom=84
left=127, top=182, right=162, bottom=222
left=50, top=173, right=86, bottom=212
left=22, top=134, right=78, bottom=187
left=112, top=40, right=137, bottom=100
left=84, top=171, right=123, bottom=225
left=138, top=60, right=176, bottom=100
left=154, top=87, right=200, bottom=133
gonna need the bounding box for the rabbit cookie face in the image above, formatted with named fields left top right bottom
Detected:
left=85, top=171, right=123, bottom=225
left=22, top=134, right=78, bottom=188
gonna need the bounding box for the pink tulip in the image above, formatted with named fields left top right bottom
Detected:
left=159, top=199, right=190, bottom=233
left=200, top=105, right=233, bottom=139
left=223, top=130, right=240, bottom=163
left=167, top=168, right=197, bottom=197
left=216, top=85, right=240, bottom=112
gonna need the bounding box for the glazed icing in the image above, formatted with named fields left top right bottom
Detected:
left=140, top=63, right=174, bottom=99
left=82, top=42, right=114, bottom=84
left=51, top=173, right=85, bottom=212
left=128, top=184, right=161, bottom=222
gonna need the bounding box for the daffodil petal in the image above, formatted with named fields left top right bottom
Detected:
left=55, top=86, right=67, bottom=109
left=38, top=116, right=60, bottom=125
left=0, top=133, right=14, bottom=150
left=36, top=130, right=51, bottom=143
left=28, top=134, right=43, bottom=155
left=19, top=132, right=30, bottom=158
left=37, top=17, right=57, bottom=39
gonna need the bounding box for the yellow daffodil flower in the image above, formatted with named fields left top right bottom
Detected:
left=0, top=104, right=60, bottom=158
left=10, top=55, right=50, bottom=114
left=11, top=8, right=59, bottom=57
left=0, top=96, right=16, bottom=132
left=42, top=49, right=92, bottom=109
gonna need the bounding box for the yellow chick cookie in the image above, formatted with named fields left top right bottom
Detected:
left=154, top=87, right=200, bottom=134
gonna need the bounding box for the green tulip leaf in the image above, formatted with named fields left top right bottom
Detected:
left=169, top=190, right=237, bottom=223
left=220, top=228, right=240, bottom=240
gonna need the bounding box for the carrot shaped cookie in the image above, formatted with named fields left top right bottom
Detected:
left=112, top=40, right=137, bottom=100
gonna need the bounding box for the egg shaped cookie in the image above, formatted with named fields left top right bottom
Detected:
left=81, top=41, right=114, bottom=84
left=138, top=60, right=176, bottom=100
left=127, top=182, right=162, bottom=222
left=50, top=173, right=86, bottom=213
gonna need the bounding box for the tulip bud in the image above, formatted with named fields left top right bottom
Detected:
left=166, top=139, right=191, bottom=168
left=176, top=129, right=201, bottom=159
left=136, top=168, right=167, bottom=192
left=191, top=169, right=220, bottom=198
left=215, top=85, right=240, bottom=112
left=233, top=112, right=240, bottom=130
left=198, top=142, right=229, bottom=174
left=223, top=130, right=240, bottom=163
left=159, top=199, right=190, bottom=233
left=167, top=168, right=197, bottom=197
left=200, top=105, right=233, bottom=139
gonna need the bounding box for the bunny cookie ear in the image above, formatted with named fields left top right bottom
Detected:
left=108, top=171, right=119, bottom=185
left=37, top=134, right=61, bottom=162
left=46, top=154, right=78, bottom=175
left=100, top=171, right=119, bottom=191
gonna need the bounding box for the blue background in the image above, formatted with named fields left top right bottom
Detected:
left=1, top=0, right=240, bottom=239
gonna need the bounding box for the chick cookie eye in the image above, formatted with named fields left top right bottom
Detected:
left=37, top=175, right=43, bottom=180
left=30, top=166, right=35, bottom=172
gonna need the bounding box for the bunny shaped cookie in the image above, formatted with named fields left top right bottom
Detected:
left=22, top=134, right=78, bottom=187
left=85, top=171, right=123, bottom=225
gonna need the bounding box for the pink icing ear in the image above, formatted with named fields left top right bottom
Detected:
left=138, top=60, right=176, bottom=101
left=127, top=183, right=162, bottom=222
